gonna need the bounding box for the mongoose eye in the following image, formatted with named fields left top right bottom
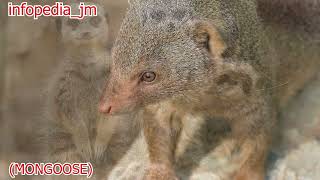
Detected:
left=67, top=19, right=80, bottom=29
left=141, top=72, right=156, bottom=83
left=90, top=16, right=102, bottom=27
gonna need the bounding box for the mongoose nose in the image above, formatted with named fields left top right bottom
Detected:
left=99, top=102, right=113, bottom=115
left=107, top=106, right=112, bottom=114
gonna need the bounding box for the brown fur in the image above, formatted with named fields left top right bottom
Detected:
left=257, top=0, right=320, bottom=35
left=100, top=0, right=320, bottom=179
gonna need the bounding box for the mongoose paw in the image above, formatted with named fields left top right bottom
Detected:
left=143, top=164, right=179, bottom=180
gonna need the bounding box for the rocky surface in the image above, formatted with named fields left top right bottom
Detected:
left=269, top=141, right=320, bottom=180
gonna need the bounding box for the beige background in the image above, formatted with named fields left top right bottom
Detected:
left=0, top=0, right=128, bottom=165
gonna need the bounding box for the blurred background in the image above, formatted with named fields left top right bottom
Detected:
left=0, top=0, right=129, bottom=175
left=0, top=0, right=320, bottom=179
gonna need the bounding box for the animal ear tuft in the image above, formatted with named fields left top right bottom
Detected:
left=190, top=21, right=226, bottom=58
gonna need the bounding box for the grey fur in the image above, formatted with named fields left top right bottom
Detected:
left=42, top=3, right=142, bottom=179
left=104, top=0, right=320, bottom=179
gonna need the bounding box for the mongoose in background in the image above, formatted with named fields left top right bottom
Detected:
left=99, top=0, right=320, bottom=179
left=43, top=3, right=141, bottom=179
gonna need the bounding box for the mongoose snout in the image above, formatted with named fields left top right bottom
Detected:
left=99, top=79, right=139, bottom=115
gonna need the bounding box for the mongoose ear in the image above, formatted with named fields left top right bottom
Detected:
left=215, top=62, right=259, bottom=98
left=216, top=70, right=253, bottom=97
left=189, top=21, right=226, bottom=59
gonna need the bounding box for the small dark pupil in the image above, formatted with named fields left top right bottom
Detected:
left=142, top=72, right=155, bottom=82
left=145, top=73, right=152, bottom=78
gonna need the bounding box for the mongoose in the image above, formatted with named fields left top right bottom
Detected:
left=99, top=0, right=320, bottom=180
left=43, top=3, right=141, bottom=179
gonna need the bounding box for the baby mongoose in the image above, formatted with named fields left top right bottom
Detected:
left=44, top=3, right=141, bottom=179
left=99, top=0, right=320, bottom=180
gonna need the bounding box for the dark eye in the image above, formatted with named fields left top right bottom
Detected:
left=67, top=19, right=80, bottom=29
left=141, top=72, right=156, bottom=83
left=90, top=16, right=102, bottom=27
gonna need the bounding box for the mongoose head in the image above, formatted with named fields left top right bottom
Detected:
left=99, top=1, right=260, bottom=115
left=57, top=2, right=109, bottom=47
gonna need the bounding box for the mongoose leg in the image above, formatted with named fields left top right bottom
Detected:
left=143, top=102, right=181, bottom=180
left=232, top=136, right=268, bottom=180
left=228, top=103, right=273, bottom=180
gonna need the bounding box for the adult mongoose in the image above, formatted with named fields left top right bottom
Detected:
left=99, top=0, right=320, bottom=179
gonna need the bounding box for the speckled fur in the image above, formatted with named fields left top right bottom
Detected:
left=100, top=0, right=320, bottom=180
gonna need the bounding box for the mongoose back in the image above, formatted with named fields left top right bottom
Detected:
left=99, top=0, right=320, bottom=180
left=44, top=3, right=141, bottom=179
